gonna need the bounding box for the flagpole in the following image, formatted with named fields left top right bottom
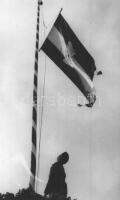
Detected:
left=29, top=0, right=43, bottom=192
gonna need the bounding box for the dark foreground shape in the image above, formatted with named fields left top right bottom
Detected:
left=44, top=152, right=69, bottom=198
left=0, top=187, right=46, bottom=200
left=0, top=187, right=70, bottom=200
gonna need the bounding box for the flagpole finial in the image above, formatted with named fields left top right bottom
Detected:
left=60, top=8, right=63, bottom=13
left=38, top=0, right=43, bottom=5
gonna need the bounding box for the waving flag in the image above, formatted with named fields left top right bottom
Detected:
left=40, top=13, right=97, bottom=107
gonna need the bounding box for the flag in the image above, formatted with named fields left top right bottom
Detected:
left=40, top=13, right=97, bottom=107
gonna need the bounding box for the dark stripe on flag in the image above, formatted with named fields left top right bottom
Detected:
left=54, top=14, right=96, bottom=80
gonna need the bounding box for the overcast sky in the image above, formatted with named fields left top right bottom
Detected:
left=0, top=0, right=120, bottom=200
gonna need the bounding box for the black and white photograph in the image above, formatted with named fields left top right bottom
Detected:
left=0, top=0, right=120, bottom=200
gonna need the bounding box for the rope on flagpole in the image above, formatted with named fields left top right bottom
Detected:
left=29, top=0, right=43, bottom=192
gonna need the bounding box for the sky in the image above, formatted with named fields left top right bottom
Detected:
left=0, top=0, right=120, bottom=200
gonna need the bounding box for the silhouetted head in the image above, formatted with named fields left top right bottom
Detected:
left=57, top=152, right=69, bottom=165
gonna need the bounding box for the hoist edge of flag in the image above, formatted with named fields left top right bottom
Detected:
left=39, top=8, right=63, bottom=50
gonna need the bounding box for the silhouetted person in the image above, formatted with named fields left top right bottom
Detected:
left=44, top=152, right=69, bottom=200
